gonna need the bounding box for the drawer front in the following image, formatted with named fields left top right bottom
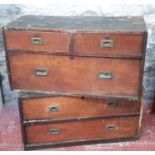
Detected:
left=9, top=53, right=141, bottom=97
left=4, top=30, right=70, bottom=53
left=73, top=33, right=144, bottom=57
left=21, top=96, right=140, bottom=121
left=25, top=116, right=139, bottom=144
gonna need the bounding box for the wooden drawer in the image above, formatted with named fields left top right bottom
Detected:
left=4, top=30, right=70, bottom=53
left=73, top=33, right=144, bottom=57
left=24, top=116, right=139, bottom=145
left=8, top=53, right=141, bottom=98
left=20, top=96, right=140, bottom=121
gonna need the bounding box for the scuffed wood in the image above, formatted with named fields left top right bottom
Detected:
left=4, top=16, right=147, bottom=32
left=8, top=53, right=141, bottom=98
left=20, top=96, right=141, bottom=121
left=25, top=116, right=139, bottom=144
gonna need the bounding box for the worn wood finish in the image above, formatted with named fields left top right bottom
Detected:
left=73, top=33, right=144, bottom=57
left=21, top=96, right=140, bottom=121
left=25, top=136, right=139, bottom=150
left=25, top=116, right=139, bottom=144
left=4, top=30, right=70, bottom=53
left=8, top=53, right=141, bottom=98
left=3, top=16, right=147, bottom=150
left=4, top=16, right=147, bottom=32
left=5, top=30, right=144, bottom=58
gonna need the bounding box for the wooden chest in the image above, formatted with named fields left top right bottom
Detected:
left=3, top=16, right=147, bottom=150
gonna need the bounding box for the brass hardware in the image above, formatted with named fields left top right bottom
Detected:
left=100, top=35, right=113, bottom=48
left=97, top=72, right=112, bottom=80
left=107, top=101, right=117, bottom=108
left=32, top=37, right=43, bottom=45
left=48, top=106, right=59, bottom=112
left=48, top=129, right=60, bottom=135
left=105, top=124, right=116, bottom=131
left=35, top=68, right=48, bottom=76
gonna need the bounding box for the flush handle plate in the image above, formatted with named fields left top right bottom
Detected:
left=97, top=72, right=112, bottom=80
left=35, top=68, right=48, bottom=76
left=32, top=37, right=43, bottom=45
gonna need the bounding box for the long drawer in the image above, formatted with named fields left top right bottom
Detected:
left=20, top=96, right=140, bottom=121
left=8, top=53, right=141, bottom=98
left=24, top=116, right=139, bottom=145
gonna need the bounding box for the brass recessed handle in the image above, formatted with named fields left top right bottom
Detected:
left=100, top=35, right=113, bottom=48
left=48, top=106, right=59, bottom=112
left=35, top=68, right=48, bottom=76
left=105, top=124, right=116, bottom=131
left=97, top=72, right=112, bottom=80
left=32, top=37, right=43, bottom=45
left=48, top=129, right=60, bottom=135
left=107, top=101, right=117, bottom=108
left=100, top=39, right=113, bottom=48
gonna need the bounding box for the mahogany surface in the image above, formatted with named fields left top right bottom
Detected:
left=21, top=96, right=140, bottom=121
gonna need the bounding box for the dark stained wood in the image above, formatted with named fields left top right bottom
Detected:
left=4, top=30, right=70, bottom=53
left=4, top=16, right=147, bottom=32
left=21, top=96, right=140, bottom=121
left=17, top=98, right=27, bottom=147
left=73, top=33, right=144, bottom=57
left=25, top=136, right=139, bottom=150
left=8, top=53, right=141, bottom=98
left=25, top=116, right=139, bottom=144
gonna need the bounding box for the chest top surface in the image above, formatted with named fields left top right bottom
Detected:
left=5, top=15, right=147, bottom=32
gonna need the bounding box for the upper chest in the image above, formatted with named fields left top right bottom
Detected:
left=3, top=15, right=147, bottom=99
left=4, top=15, right=147, bottom=59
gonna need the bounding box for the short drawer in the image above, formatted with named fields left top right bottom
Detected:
left=73, top=33, right=144, bottom=57
left=8, top=53, right=141, bottom=98
left=25, top=116, right=139, bottom=145
left=20, top=96, right=140, bottom=121
left=4, top=30, right=70, bottom=53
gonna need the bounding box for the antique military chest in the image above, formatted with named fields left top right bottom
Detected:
left=3, top=16, right=147, bottom=150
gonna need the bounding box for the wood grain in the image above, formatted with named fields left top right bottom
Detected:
left=21, top=96, right=141, bottom=120
left=25, top=116, right=139, bottom=144
left=4, top=30, right=70, bottom=53
left=8, top=53, right=141, bottom=97
left=73, top=33, right=144, bottom=57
